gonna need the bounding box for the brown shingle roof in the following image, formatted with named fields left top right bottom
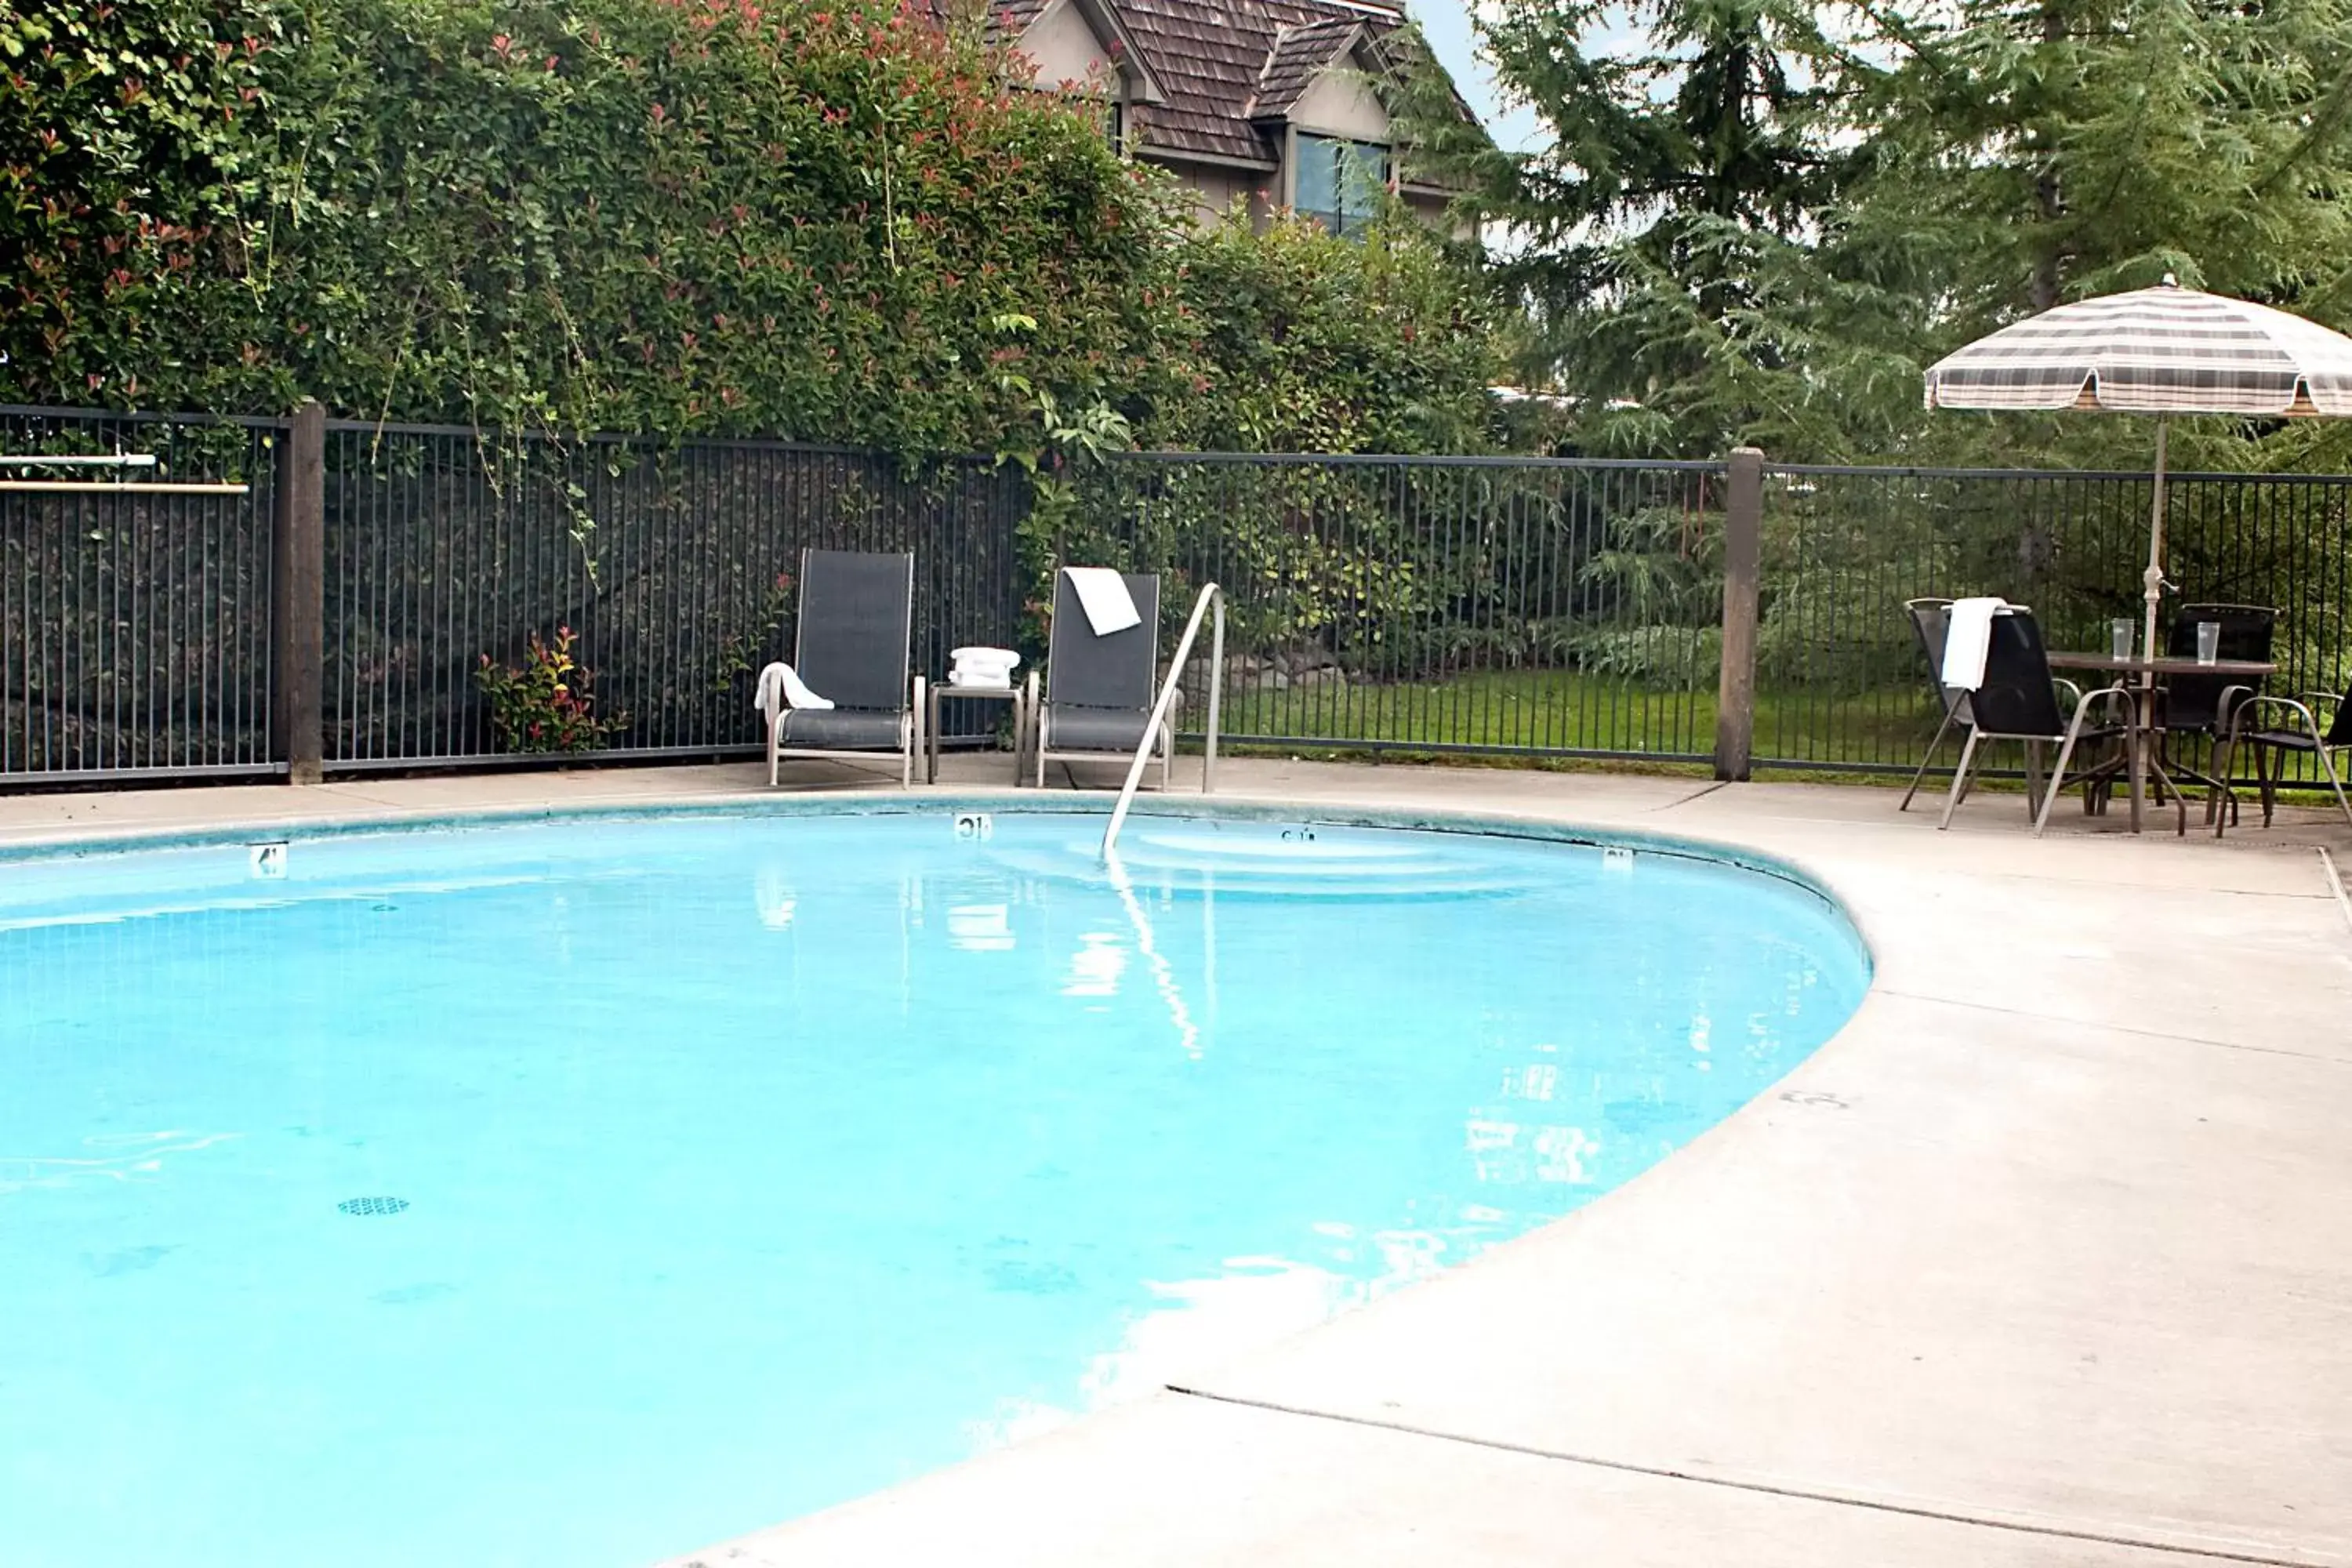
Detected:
left=908, top=0, right=1471, bottom=173
left=1114, top=0, right=1410, bottom=165
left=1248, top=18, right=1362, bottom=122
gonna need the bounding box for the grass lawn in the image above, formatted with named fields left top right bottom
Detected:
left=1200, top=667, right=1943, bottom=775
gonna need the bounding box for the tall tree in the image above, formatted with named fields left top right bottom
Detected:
left=1835, top=0, right=2352, bottom=468
left=1472, top=0, right=2352, bottom=466
left=1472, top=0, right=1856, bottom=454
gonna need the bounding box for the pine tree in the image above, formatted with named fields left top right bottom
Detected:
left=1472, top=0, right=1857, bottom=454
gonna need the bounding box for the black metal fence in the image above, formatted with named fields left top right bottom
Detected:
left=2, top=408, right=283, bottom=782
left=320, top=422, right=1025, bottom=768
left=7, top=401, right=2350, bottom=790
left=1758, top=464, right=2352, bottom=773
left=1071, top=453, right=1728, bottom=764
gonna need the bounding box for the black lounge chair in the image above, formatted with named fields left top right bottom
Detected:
left=2216, top=677, right=2352, bottom=833
left=766, top=548, right=923, bottom=787
left=1899, top=597, right=1977, bottom=811
left=1938, top=605, right=2135, bottom=836
left=2154, top=602, right=2274, bottom=827
left=1025, top=568, right=1171, bottom=789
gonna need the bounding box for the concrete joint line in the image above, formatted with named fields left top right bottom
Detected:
left=1872, top=987, right=2352, bottom=1067
left=2321, top=848, right=2352, bottom=941
left=1164, top=1386, right=2322, bottom=1568
left=1655, top=780, right=1731, bottom=811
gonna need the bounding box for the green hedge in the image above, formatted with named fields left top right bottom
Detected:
left=2, top=0, right=1502, bottom=458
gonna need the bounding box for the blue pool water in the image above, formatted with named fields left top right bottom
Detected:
left=0, top=809, right=1868, bottom=1567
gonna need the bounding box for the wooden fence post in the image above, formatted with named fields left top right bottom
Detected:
left=273, top=399, right=325, bottom=785
left=1714, top=447, right=1763, bottom=782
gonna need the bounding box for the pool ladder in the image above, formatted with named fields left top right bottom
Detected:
left=1101, top=583, right=1223, bottom=860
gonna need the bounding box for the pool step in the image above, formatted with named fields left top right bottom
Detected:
left=991, top=825, right=1560, bottom=900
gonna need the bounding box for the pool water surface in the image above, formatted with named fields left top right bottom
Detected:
left=0, top=810, right=1868, bottom=1566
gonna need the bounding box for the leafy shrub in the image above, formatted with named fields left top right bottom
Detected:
left=1755, top=571, right=1922, bottom=691
left=1567, top=624, right=1722, bottom=688
left=2, top=0, right=1186, bottom=455
left=475, top=626, right=626, bottom=752
left=1156, top=211, right=1504, bottom=454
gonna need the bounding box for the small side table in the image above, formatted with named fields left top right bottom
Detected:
left=927, top=682, right=1029, bottom=784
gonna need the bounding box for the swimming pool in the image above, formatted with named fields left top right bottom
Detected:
left=0, top=807, right=1869, bottom=1567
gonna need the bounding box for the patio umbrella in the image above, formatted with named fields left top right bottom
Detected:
left=1922, top=276, right=2352, bottom=659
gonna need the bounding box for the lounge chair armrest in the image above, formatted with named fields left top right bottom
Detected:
left=2229, top=694, right=2323, bottom=739
left=2209, top=682, right=2256, bottom=728
left=2060, top=677, right=2136, bottom=719
left=2301, top=690, right=2343, bottom=717
left=2053, top=677, right=2085, bottom=710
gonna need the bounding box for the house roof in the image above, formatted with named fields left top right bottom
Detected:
left=1248, top=18, right=1363, bottom=123
left=912, top=0, right=1475, bottom=175
left=1114, top=0, right=1417, bottom=167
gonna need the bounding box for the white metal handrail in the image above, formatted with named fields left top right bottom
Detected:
left=0, top=452, right=246, bottom=493
left=1101, top=581, right=1223, bottom=859
left=0, top=481, right=250, bottom=493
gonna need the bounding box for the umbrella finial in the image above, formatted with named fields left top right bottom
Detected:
left=2161, top=272, right=2180, bottom=288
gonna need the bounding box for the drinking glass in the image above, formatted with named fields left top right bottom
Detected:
left=2196, top=620, right=2221, bottom=666
left=2109, top=619, right=2135, bottom=659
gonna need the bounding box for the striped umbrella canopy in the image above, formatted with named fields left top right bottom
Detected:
left=1924, top=278, right=2352, bottom=658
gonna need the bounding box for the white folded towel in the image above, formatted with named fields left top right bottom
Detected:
left=1063, top=566, right=1142, bottom=636
left=753, top=661, right=833, bottom=729
left=950, top=646, right=1022, bottom=688
left=1940, top=597, right=2009, bottom=691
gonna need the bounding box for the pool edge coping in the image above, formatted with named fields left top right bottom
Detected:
left=0, top=789, right=1877, bottom=975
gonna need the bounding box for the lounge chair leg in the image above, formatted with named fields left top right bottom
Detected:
left=2321, top=746, right=2352, bottom=832
left=2210, top=731, right=2235, bottom=837
left=1939, top=731, right=1982, bottom=830
left=1899, top=710, right=1958, bottom=812
left=2023, top=740, right=2045, bottom=821
left=2036, top=711, right=2095, bottom=838
left=768, top=715, right=781, bottom=788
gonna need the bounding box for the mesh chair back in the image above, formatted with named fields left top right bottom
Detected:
left=2161, top=604, right=2274, bottom=730
left=1905, top=597, right=1973, bottom=724
left=792, top=549, right=913, bottom=712
left=1967, top=608, right=2066, bottom=739
left=1048, top=570, right=1161, bottom=711
left=2328, top=681, right=2352, bottom=747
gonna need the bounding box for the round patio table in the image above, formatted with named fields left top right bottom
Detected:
left=2047, top=652, right=2277, bottom=833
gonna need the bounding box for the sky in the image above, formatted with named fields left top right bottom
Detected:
left=1410, top=0, right=1551, bottom=152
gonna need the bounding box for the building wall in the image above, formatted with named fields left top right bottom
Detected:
left=1287, top=68, right=1390, bottom=143
left=1023, top=0, right=1116, bottom=92
left=1146, top=159, right=1272, bottom=228
left=1403, top=189, right=1473, bottom=239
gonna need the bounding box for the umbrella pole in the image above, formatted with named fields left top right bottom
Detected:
left=2142, top=416, right=2169, bottom=661
left=2122, top=417, right=2172, bottom=835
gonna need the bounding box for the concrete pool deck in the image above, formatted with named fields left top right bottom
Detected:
left=4, top=759, right=2349, bottom=1566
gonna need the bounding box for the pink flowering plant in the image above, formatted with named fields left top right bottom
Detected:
left=474, top=626, right=628, bottom=753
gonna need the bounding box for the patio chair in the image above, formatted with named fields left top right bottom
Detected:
left=2215, top=677, right=2352, bottom=833
left=1025, top=568, right=1171, bottom=789
left=1939, top=606, right=2136, bottom=837
left=767, top=548, right=924, bottom=787
left=1898, top=597, right=1976, bottom=811
left=2155, top=603, right=2274, bottom=827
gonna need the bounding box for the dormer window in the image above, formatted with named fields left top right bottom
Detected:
left=1294, top=134, right=1389, bottom=238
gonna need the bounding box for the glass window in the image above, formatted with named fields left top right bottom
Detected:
left=1293, top=134, right=1389, bottom=237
